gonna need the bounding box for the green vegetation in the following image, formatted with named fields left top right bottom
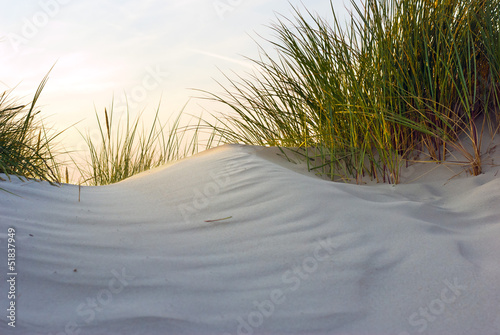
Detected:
left=0, top=72, right=61, bottom=185
left=0, top=82, right=208, bottom=188
left=76, top=102, right=205, bottom=186
left=2, top=0, right=499, bottom=187
left=202, top=0, right=500, bottom=183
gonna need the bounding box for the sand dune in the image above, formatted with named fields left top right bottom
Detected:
left=1, top=144, right=499, bottom=334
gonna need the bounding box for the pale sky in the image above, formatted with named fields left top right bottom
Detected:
left=1, top=0, right=353, bottom=155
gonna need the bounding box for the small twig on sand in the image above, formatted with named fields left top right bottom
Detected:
left=205, top=216, right=232, bottom=223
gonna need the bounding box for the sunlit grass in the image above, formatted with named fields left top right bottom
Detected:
left=0, top=72, right=62, bottom=186
left=200, top=0, right=500, bottom=183
left=3, top=0, right=500, bottom=188
left=75, top=101, right=208, bottom=186
left=0, top=79, right=213, bottom=188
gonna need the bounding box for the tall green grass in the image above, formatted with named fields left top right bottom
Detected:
left=201, top=0, right=500, bottom=183
left=0, top=77, right=211, bottom=187
left=4, top=0, right=499, bottom=187
left=76, top=101, right=209, bottom=186
left=0, top=72, right=61, bottom=185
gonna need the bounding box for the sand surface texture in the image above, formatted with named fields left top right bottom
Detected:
left=1, top=144, right=500, bottom=334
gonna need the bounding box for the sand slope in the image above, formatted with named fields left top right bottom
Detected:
left=1, top=144, right=499, bottom=335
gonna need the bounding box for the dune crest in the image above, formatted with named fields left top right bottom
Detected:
left=1, top=143, right=500, bottom=335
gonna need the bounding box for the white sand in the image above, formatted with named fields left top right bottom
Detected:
left=1, top=143, right=500, bottom=335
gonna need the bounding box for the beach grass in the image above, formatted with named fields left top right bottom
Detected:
left=0, top=71, right=62, bottom=186
left=2, top=0, right=500, bottom=186
left=0, top=81, right=210, bottom=187
left=75, top=101, right=206, bottom=186
left=200, top=0, right=500, bottom=183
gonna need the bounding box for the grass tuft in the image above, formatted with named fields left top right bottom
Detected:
left=200, top=0, right=500, bottom=183
left=0, top=71, right=62, bottom=186
left=75, top=100, right=206, bottom=185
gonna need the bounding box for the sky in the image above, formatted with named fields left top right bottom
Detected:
left=0, top=0, right=354, bottom=157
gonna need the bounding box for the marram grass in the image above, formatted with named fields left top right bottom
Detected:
left=0, top=79, right=211, bottom=188
left=3, top=0, right=499, bottom=187
left=75, top=101, right=207, bottom=186
left=0, top=72, right=62, bottom=185
left=201, top=0, right=500, bottom=183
